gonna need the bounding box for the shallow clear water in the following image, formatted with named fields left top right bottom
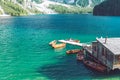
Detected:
left=0, top=14, right=120, bottom=80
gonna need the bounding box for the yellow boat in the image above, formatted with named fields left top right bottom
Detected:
left=52, top=43, right=66, bottom=49
left=49, top=40, right=56, bottom=45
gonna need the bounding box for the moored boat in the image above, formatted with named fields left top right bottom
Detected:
left=49, top=40, right=56, bottom=45
left=67, top=38, right=80, bottom=43
left=73, top=40, right=80, bottom=43
left=83, top=60, right=106, bottom=72
left=76, top=50, right=84, bottom=61
left=52, top=43, right=66, bottom=49
left=66, top=49, right=80, bottom=54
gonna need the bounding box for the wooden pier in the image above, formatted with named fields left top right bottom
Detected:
left=58, top=40, right=91, bottom=47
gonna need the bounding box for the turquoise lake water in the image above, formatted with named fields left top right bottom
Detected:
left=0, top=14, right=120, bottom=80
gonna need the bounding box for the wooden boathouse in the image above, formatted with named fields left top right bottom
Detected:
left=90, top=38, right=120, bottom=71
left=58, top=38, right=120, bottom=71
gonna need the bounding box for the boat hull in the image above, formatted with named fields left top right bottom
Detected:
left=66, top=49, right=80, bottom=54
left=67, top=39, right=80, bottom=43
left=83, top=60, right=106, bottom=73
left=52, top=43, right=66, bottom=49
left=76, top=51, right=84, bottom=61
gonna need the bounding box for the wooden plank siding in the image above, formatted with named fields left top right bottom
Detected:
left=92, top=40, right=114, bottom=70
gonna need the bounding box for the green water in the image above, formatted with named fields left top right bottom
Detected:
left=0, top=14, right=120, bottom=80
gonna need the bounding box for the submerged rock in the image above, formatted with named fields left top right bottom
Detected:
left=93, top=0, right=120, bottom=16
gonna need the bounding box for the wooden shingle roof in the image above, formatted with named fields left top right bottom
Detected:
left=97, top=38, right=120, bottom=55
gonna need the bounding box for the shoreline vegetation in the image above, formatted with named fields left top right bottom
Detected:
left=0, top=6, right=93, bottom=16
left=48, top=4, right=93, bottom=14
left=0, top=0, right=43, bottom=16
left=0, top=0, right=93, bottom=16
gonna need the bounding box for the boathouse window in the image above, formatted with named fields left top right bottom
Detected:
left=92, top=42, right=97, bottom=53
left=104, top=49, right=107, bottom=58
left=102, top=47, right=105, bottom=56
left=115, top=55, right=120, bottom=64
left=93, top=46, right=97, bottom=52
left=102, top=47, right=107, bottom=57
left=94, top=46, right=96, bottom=51
left=108, top=53, right=113, bottom=62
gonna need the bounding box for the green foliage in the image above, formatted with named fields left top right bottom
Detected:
left=48, top=4, right=93, bottom=14
left=17, top=0, right=43, bottom=4
left=17, top=0, right=23, bottom=4
left=27, top=8, right=43, bottom=14
left=0, top=1, right=28, bottom=16
left=44, top=0, right=104, bottom=7
left=0, top=10, right=2, bottom=15
left=77, top=0, right=89, bottom=7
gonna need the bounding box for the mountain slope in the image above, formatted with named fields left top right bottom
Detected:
left=0, top=1, right=28, bottom=16
left=50, top=0, right=104, bottom=7
left=0, top=0, right=104, bottom=16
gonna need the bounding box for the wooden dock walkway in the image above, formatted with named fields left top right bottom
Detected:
left=58, top=40, right=91, bottom=47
